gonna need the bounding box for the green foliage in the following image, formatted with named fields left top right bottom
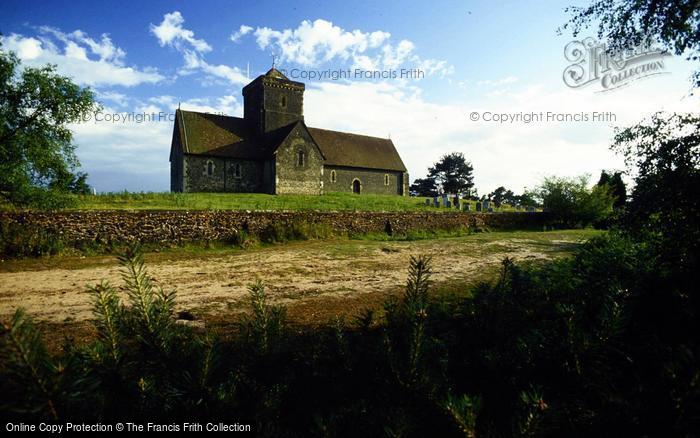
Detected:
left=409, top=177, right=439, bottom=197
left=428, top=152, right=475, bottom=196
left=0, top=221, right=65, bottom=257
left=529, top=175, right=614, bottom=227
left=240, top=280, right=286, bottom=355
left=560, top=0, right=700, bottom=88
left=612, top=113, right=699, bottom=244
left=0, top=309, right=60, bottom=420
left=0, top=43, right=97, bottom=208
left=596, top=170, right=627, bottom=209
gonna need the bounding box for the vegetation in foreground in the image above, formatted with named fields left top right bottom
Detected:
left=0, top=221, right=696, bottom=436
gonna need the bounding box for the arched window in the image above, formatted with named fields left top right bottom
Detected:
left=207, top=160, right=214, bottom=176
left=281, top=95, right=287, bottom=108
left=234, top=162, right=241, bottom=178
left=297, top=150, right=305, bottom=167
left=384, top=174, right=390, bottom=186
left=330, top=170, right=337, bottom=183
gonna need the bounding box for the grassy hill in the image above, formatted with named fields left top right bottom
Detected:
left=62, top=192, right=519, bottom=212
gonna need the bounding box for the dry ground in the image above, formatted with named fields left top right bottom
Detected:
left=0, top=229, right=599, bottom=346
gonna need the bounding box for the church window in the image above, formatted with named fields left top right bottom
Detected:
left=330, top=170, right=337, bottom=183
left=206, top=160, right=214, bottom=176
left=234, top=162, right=241, bottom=178
left=281, top=95, right=287, bottom=108
left=384, top=174, right=390, bottom=186
left=297, top=150, right=305, bottom=167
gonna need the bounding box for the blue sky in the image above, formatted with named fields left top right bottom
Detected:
left=1, top=0, right=697, bottom=194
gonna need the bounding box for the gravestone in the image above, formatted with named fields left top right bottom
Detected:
left=462, top=203, right=470, bottom=212
left=442, top=195, right=449, bottom=208
left=487, top=207, right=494, bottom=213
left=446, top=201, right=451, bottom=208
left=476, top=202, right=482, bottom=212
left=433, top=196, right=440, bottom=208
left=483, top=200, right=490, bottom=210
left=425, top=199, right=431, bottom=206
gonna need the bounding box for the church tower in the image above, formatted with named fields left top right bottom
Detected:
left=242, top=67, right=305, bottom=135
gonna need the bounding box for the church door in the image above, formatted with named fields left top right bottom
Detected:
left=352, top=179, right=361, bottom=194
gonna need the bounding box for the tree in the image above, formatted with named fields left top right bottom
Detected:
left=560, top=0, right=700, bottom=88
left=516, top=192, right=537, bottom=207
left=530, top=175, right=614, bottom=227
left=487, top=186, right=518, bottom=208
left=612, top=112, right=699, bottom=244
left=409, top=177, right=438, bottom=197
left=0, top=44, right=97, bottom=208
left=428, top=152, right=474, bottom=195
left=596, top=170, right=627, bottom=208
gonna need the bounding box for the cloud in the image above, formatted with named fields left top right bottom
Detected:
left=303, top=74, right=698, bottom=194
left=0, top=30, right=163, bottom=87
left=149, top=11, right=247, bottom=86
left=150, top=11, right=212, bottom=53
left=179, top=49, right=249, bottom=85
left=230, top=25, right=253, bottom=43
left=251, top=19, right=452, bottom=78
left=477, top=76, right=519, bottom=86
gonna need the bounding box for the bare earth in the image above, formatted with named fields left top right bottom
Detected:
left=0, top=231, right=591, bottom=341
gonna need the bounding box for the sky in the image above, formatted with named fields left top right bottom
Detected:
left=1, top=0, right=697, bottom=194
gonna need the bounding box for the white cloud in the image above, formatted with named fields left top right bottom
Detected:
left=149, top=12, right=247, bottom=86
left=230, top=25, right=253, bottom=42
left=2, top=34, right=43, bottom=59
left=477, top=76, right=519, bottom=86
left=150, top=11, right=212, bottom=53
left=0, top=30, right=163, bottom=87
left=96, top=91, right=129, bottom=107
left=251, top=19, right=451, bottom=78
left=303, top=73, right=698, bottom=195
left=178, top=49, right=249, bottom=85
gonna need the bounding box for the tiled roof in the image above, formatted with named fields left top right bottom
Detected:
left=175, top=110, right=406, bottom=172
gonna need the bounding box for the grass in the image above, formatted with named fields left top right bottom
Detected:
left=60, top=191, right=520, bottom=212
left=0, top=228, right=602, bottom=273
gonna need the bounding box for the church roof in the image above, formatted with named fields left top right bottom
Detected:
left=173, top=109, right=406, bottom=172
left=175, top=110, right=267, bottom=160
left=308, top=127, right=407, bottom=172
left=265, top=67, right=289, bottom=80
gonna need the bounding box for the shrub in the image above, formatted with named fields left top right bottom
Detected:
left=528, top=175, right=614, bottom=227
left=0, top=221, right=65, bottom=257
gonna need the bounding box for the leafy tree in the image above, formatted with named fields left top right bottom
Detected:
left=612, top=112, right=699, bottom=245
left=516, top=191, right=537, bottom=207
left=530, top=175, right=614, bottom=227
left=428, top=152, right=475, bottom=195
left=596, top=170, right=627, bottom=208
left=560, top=0, right=700, bottom=88
left=0, top=44, right=97, bottom=208
left=409, top=177, right=439, bottom=197
left=487, top=186, right=518, bottom=207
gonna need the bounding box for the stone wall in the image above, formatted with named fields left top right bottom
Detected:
left=184, top=155, right=267, bottom=193
left=325, top=166, right=405, bottom=196
left=274, top=126, right=324, bottom=195
left=0, top=210, right=553, bottom=245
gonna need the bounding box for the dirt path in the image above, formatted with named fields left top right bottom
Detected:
left=0, top=231, right=592, bottom=329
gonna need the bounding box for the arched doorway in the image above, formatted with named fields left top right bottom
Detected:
left=352, top=179, right=361, bottom=194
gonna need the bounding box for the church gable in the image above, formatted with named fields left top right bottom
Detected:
left=273, top=121, right=324, bottom=195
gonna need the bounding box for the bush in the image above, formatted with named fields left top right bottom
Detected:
left=529, top=175, right=614, bottom=228
left=0, top=221, right=65, bottom=257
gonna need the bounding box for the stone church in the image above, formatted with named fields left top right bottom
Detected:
left=169, top=68, right=408, bottom=195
